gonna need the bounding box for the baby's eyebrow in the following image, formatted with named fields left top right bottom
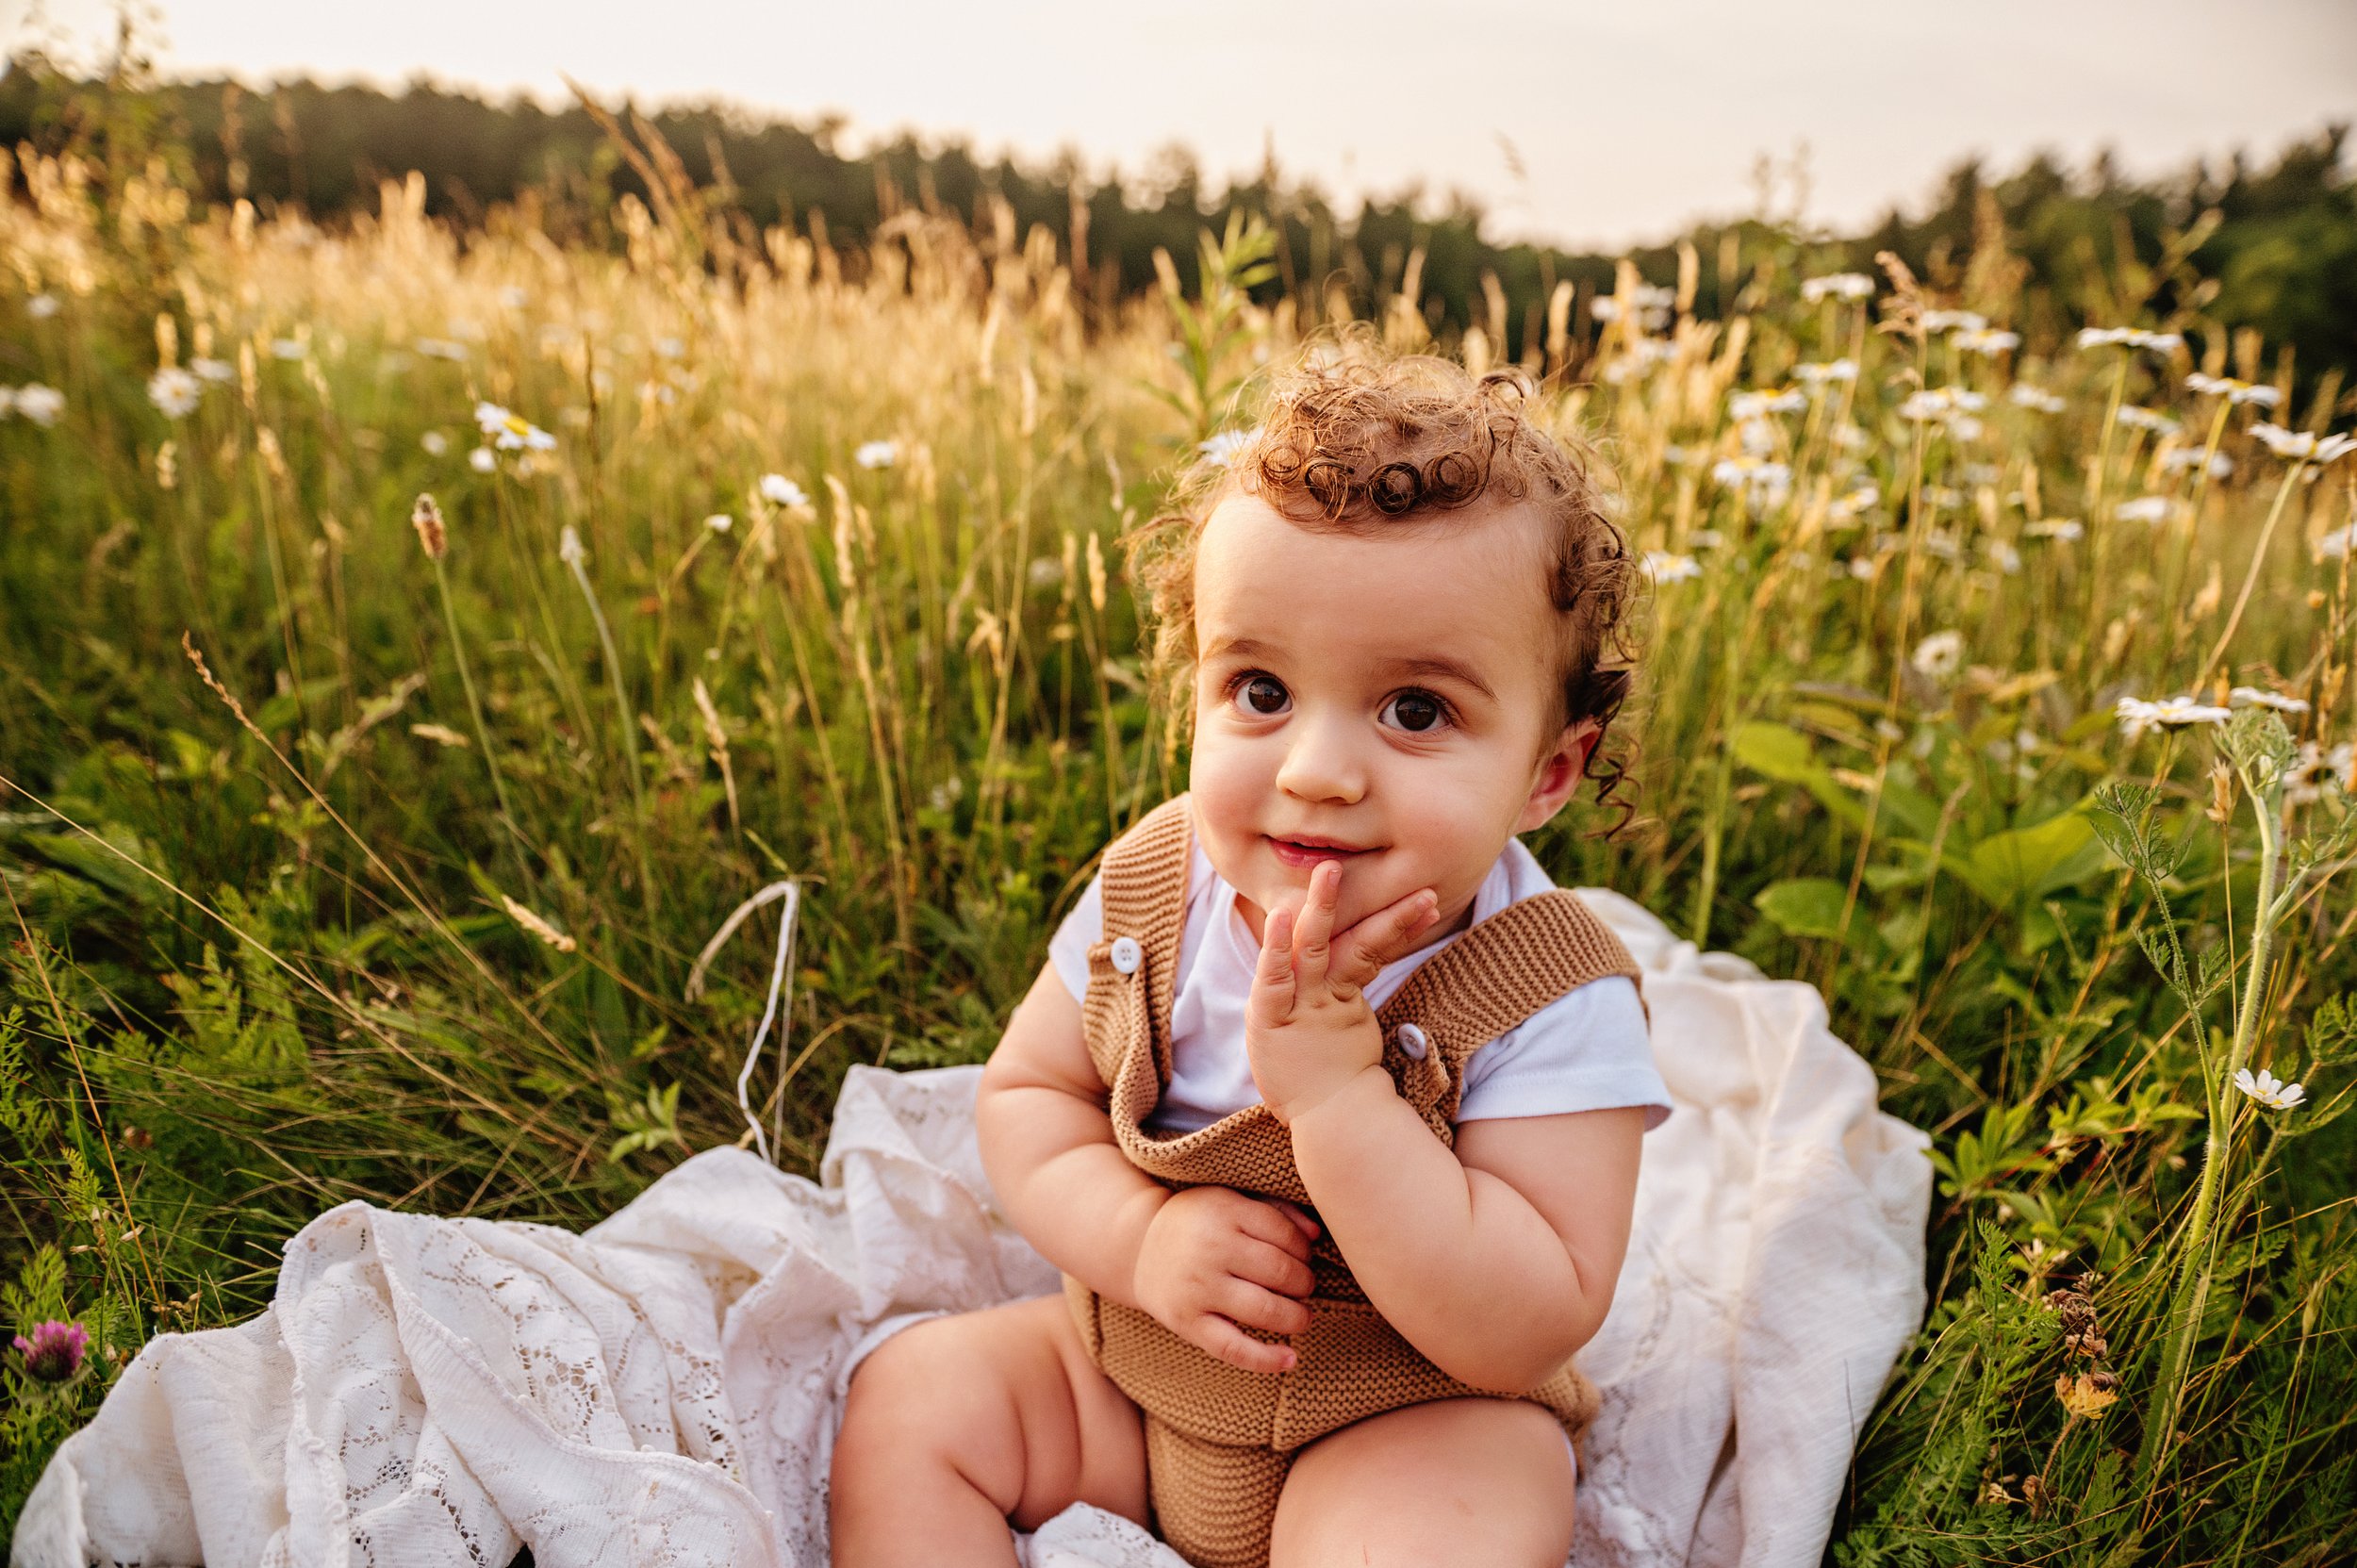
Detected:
left=1386, top=654, right=1498, bottom=703
left=1200, top=635, right=1277, bottom=663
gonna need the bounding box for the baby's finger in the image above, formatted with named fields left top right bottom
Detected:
left=1263, top=1197, right=1322, bottom=1245
left=1292, top=861, right=1341, bottom=990
left=1230, top=1197, right=1314, bottom=1262
left=1231, top=1236, right=1317, bottom=1300
left=1217, top=1279, right=1315, bottom=1339
left=1249, top=904, right=1297, bottom=1022
left=1192, top=1313, right=1299, bottom=1377
left=1331, top=888, right=1441, bottom=992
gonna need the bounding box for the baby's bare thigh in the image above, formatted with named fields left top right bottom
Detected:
left=833, top=1293, right=1149, bottom=1532
left=1268, top=1397, right=1577, bottom=1568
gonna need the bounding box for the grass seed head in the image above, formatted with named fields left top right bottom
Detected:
left=411, top=493, right=447, bottom=560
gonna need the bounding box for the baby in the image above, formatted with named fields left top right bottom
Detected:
left=830, top=344, right=1670, bottom=1568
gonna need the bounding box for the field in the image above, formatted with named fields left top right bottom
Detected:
left=1, top=134, right=2352, bottom=1561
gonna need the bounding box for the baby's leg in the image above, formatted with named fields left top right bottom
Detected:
left=829, top=1293, right=1149, bottom=1567
left=1267, top=1397, right=1576, bottom=1568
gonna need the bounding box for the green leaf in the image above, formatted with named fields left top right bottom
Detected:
left=1754, top=877, right=1871, bottom=943
left=1731, top=720, right=1867, bottom=828
left=1957, top=808, right=2105, bottom=908
left=1731, top=720, right=1819, bottom=783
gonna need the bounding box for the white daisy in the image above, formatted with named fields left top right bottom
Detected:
left=1642, top=551, right=1702, bottom=583
left=1829, top=485, right=1880, bottom=522
left=2116, top=695, right=2231, bottom=739
left=475, top=401, right=556, bottom=453
left=146, top=367, right=202, bottom=419
left=855, top=439, right=900, bottom=470
left=2159, top=448, right=2233, bottom=478
left=11, top=384, right=63, bottom=426
left=2229, top=686, right=2310, bottom=714
left=1911, top=630, right=1965, bottom=678
left=2233, top=1067, right=2305, bottom=1111
left=2252, top=424, right=2357, bottom=467
left=759, top=473, right=808, bottom=507
left=1729, top=388, right=1807, bottom=420
left=1953, top=327, right=2020, bottom=356
left=2118, top=405, right=2181, bottom=436
left=2009, top=385, right=2068, bottom=414
left=1802, top=272, right=1875, bottom=303
left=1600, top=338, right=1675, bottom=383
left=1711, top=456, right=1792, bottom=511
left=1900, top=387, right=1987, bottom=421
left=2184, top=372, right=2282, bottom=408
left=2077, top=327, right=2184, bottom=354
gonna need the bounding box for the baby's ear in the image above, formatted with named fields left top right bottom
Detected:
left=1514, top=719, right=1601, bottom=833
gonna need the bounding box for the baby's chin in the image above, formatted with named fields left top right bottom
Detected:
left=1232, top=854, right=1462, bottom=936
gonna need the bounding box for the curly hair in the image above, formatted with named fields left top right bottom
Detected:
left=1127, top=335, right=1643, bottom=835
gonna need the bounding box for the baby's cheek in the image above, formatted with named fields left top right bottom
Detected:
left=1188, top=739, right=1269, bottom=872
left=1189, top=751, right=1247, bottom=832
left=1392, top=797, right=1507, bottom=908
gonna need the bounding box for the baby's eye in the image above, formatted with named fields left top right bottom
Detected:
left=1231, top=673, right=1292, bottom=717
left=1379, top=689, right=1450, bottom=734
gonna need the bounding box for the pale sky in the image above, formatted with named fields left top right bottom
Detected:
left=12, top=0, right=2357, bottom=252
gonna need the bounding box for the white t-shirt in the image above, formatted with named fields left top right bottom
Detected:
left=1047, top=837, right=1673, bottom=1136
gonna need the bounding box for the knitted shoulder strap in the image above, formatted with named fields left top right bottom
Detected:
left=1089, top=794, right=1195, bottom=1078
left=1376, top=889, right=1644, bottom=1130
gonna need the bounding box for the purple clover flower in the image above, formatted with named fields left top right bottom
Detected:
left=12, top=1319, right=89, bottom=1384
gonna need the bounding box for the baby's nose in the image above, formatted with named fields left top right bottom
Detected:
left=1275, top=722, right=1367, bottom=803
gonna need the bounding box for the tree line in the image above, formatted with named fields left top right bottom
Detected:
left=2, top=51, right=2351, bottom=391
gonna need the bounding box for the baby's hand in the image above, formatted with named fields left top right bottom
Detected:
left=1132, top=1185, right=1321, bottom=1374
left=1245, top=861, right=1441, bottom=1127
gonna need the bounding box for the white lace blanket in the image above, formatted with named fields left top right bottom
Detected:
left=12, top=890, right=1932, bottom=1568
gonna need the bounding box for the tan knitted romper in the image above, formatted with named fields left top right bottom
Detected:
left=1063, top=796, right=1644, bottom=1568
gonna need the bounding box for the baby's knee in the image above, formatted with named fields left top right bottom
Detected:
left=839, top=1312, right=1009, bottom=1453
left=1268, top=1400, right=1576, bottom=1568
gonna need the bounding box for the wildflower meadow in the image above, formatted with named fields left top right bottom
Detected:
left=1, top=116, right=2352, bottom=1562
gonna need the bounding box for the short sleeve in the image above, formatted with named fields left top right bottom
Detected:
left=1454, top=974, right=1673, bottom=1131
left=1046, top=872, right=1106, bottom=1002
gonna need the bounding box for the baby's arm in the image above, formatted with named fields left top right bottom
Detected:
left=1294, top=1088, right=1642, bottom=1394
left=1245, top=860, right=1641, bottom=1394
left=975, top=966, right=1172, bottom=1303
left=976, top=963, right=1319, bottom=1374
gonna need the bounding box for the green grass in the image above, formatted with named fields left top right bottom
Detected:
left=0, top=147, right=2351, bottom=1562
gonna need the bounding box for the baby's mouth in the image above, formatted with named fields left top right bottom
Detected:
left=1264, top=834, right=1376, bottom=869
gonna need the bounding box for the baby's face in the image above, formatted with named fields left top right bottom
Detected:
left=1188, top=491, right=1595, bottom=947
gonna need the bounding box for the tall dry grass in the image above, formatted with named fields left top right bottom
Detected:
left=0, top=129, right=2350, bottom=1560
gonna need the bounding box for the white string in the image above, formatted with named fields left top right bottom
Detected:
left=685, top=878, right=799, bottom=1165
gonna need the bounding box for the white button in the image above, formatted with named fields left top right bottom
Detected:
left=1394, top=1022, right=1428, bottom=1060
left=1109, top=936, right=1144, bottom=975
